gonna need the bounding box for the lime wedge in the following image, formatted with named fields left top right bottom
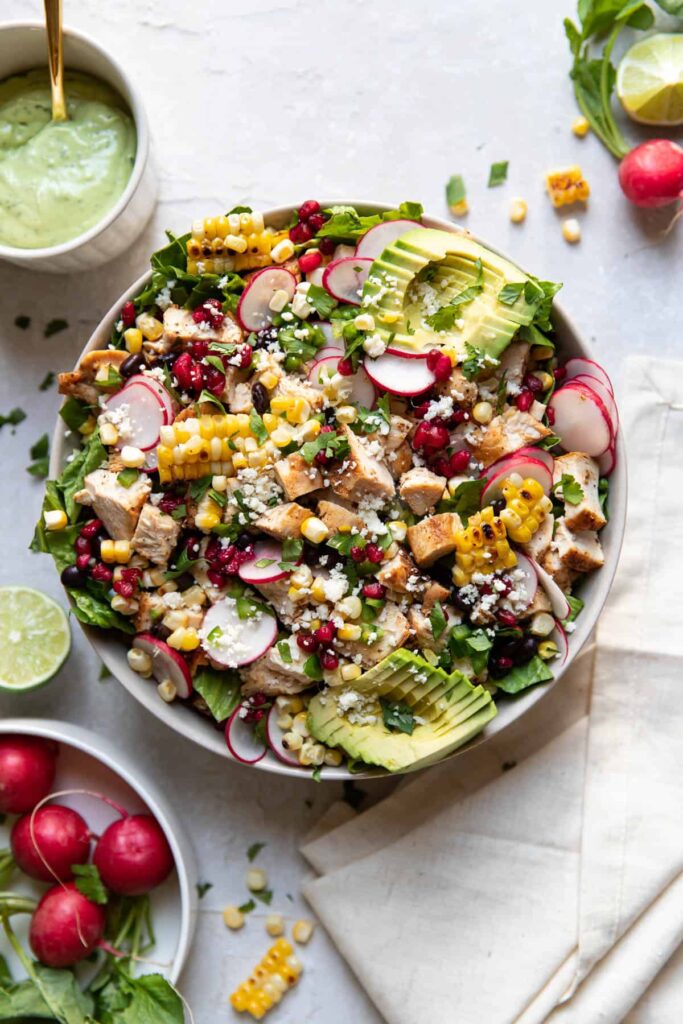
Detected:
left=0, top=587, right=71, bottom=691
left=617, top=33, right=683, bottom=126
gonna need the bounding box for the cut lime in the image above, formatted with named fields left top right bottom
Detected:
left=617, top=34, right=683, bottom=126
left=0, top=586, right=71, bottom=692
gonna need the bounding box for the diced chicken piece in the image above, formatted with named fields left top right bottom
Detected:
left=422, top=581, right=451, bottom=611
left=132, top=503, right=180, bottom=566
left=274, top=374, right=324, bottom=412
left=436, top=365, right=478, bottom=407
left=274, top=453, right=323, bottom=501
left=466, top=407, right=553, bottom=466
left=540, top=546, right=577, bottom=592
left=553, top=518, right=604, bottom=573
left=134, top=592, right=165, bottom=634
left=329, top=426, right=395, bottom=503
left=337, top=602, right=411, bottom=668
left=399, top=467, right=447, bottom=516
left=406, top=604, right=460, bottom=653
left=317, top=499, right=364, bottom=534
left=163, top=305, right=243, bottom=347
left=58, top=350, right=129, bottom=405
left=407, top=512, right=463, bottom=568
left=228, top=382, right=253, bottom=414
left=519, top=586, right=553, bottom=620
left=78, top=349, right=129, bottom=377
left=375, top=550, right=422, bottom=595
left=521, top=513, right=554, bottom=562
left=241, top=657, right=311, bottom=698
left=252, top=579, right=298, bottom=627
left=492, top=341, right=530, bottom=392
left=387, top=441, right=413, bottom=480
left=382, top=415, right=413, bottom=453
left=74, top=469, right=151, bottom=541
left=553, top=452, right=606, bottom=532
left=253, top=502, right=310, bottom=540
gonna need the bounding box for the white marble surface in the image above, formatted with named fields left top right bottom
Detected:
left=0, top=0, right=681, bottom=1021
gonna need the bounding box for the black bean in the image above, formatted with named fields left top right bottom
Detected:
left=514, top=636, right=538, bottom=665
left=120, top=353, right=146, bottom=378
left=251, top=382, right=269, bottom=415
left=61, top=565, right=87, bottom=589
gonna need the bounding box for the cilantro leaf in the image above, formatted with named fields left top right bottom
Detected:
left=27, top=434, right=49, bottom=478
left=189, top=476, right=213, bottom=501
left=72, top=863, right=108, bottom=905
left=429, top=601, right=447, bottom=641
left=565, top=594, right=584, bottom=622
left=306, top=283, right=337, bottom=318
left=247, top=841, right=267, bottom=862
left=254, top=888, right=273, bottom=905
left=249, top=409, right=268, bottom=446
left=426, top=259, right=484, bottom=331
left=380, top=698, right=416, bottom=736
left=14, top=314, right=30, bottom=329
left=0, top=407, right=26, bottom=430
left=554, top=473, right=584, bottom=505
left=303, top=654, right=323, bottom=681
left=238, top=898, right=256, bottom=913
left=39, top=371, right=56, bottom=391
left=498, top=282, right=526, bottom=306
left=300, top=431, right=349, bottom=464
left=197, top=389, right=226, bottom=412
left=446, top=174, right=467, bottom=209
left=196, top=882, right=213, bottom=899
left=488, top=161, right=509, bottom=187
left=462, top=342, right=499, bottom=381
left=44, top=318, right=68, bottom=338
left=164, top=545, right=202, bottom=581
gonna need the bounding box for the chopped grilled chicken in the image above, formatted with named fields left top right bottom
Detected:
left=553, top=518, right=605, bottom=573
left=163, top=305, right=243, bottom=347
left=274, top=453, right=323, bottom=501
left=422, top=581, right=451, bottom=611
left=553, top=452, right=606, bottom=532
left=274, top=374, right=324, bottom=412
left=520, top=512, right=554, bottom=562
left=329, top=426, right=395, bottom=503
left=386, top=441, right=413, bottom=480
left=337, top=602, right=411, bottom=668
left=58, top=350, right=129, bottom=405
left=254, top=502, right=310, bottom=540
left=316, top=499, right=364, bottom=534
left=375, top=549, right=422, bottom=595
left=541, top=545, right=578, bottom=592
left=467, top=407, right=553, bottom=466
left=241, top=645, right=312, bottom=697
left=407, top=512, right=463, bottom=567
left=399, top=467, right=447, bottom=516
left=74, top=469, right=151, bottom=540
left=435, top=364, right=478, bottom=407
left=132, top=504, right=180, bottom=565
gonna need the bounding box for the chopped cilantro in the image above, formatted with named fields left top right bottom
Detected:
left=189, top=476, right=212, bottom=501
left=536, top=435, right=561, bottom=451
left=164, top=545, right=202, bottom=581
left=311, top=766, right=323, bottom=782
left=496, top=371, right=508, bottom=414
left=96, top=365, right=123, bottom=390
left=197, top=390, right=226, bottom=413
left=249, top=408, right=268, bottom=446
left=300, top=430, right=349, bottom=465
left=170, top=503, right=187, bottom=521
left=303, top=654, right=323, bottom=681
left=0, top=408, right=26, bottom=430
left=27, top=434, right=49, bottom=478
left=208, top=488, right=227, bottom=507
left=247, top=841, right=267, bottom=862
left=98, top=663, right=111, bottom=681
left=236, top=595, right=272, bottom=620
left=196, top=882, right=213, bottom=899
left=554, top=473, right=584, bottom=505
left=462, top=342, right=498, bottom=381
left=565, top=594, right=584, bottom=622
left=426, top=260, right=484, bottom=331
left=429, top=601, right=448, bottom=641
left=380, top=698, right=416, bottom=736
left=117, top=468, right=139, bottom=488
left=14, top=315, right=30, bottom=330
left=254, top=888, right=273, bottom=905
left=204, top=354, right=227, bottom=374
left=306, top=283, right=337, bottom=318
left=498, top=282, right=526, bottom=306
left=446, top=174, right=467, bottom=208
left=207, top=625, right=223, bottom=643
left=598, top=477, right=609, bottom=520
left=488, top=161, right=509, bottom=187
left=44, top=318, right=68, bottom=338
left=255, top=558, right=276, bottom=569
left=439, top=479, right=485, bottom=523
left=39, top=371, right=56, bottom=391
left=238, top=898, right=256, bottom=914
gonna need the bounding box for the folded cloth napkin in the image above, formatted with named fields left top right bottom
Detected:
left=301, top=356, right=683, bottom=1024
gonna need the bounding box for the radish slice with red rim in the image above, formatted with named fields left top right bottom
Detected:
left=128, top=374, right=174, bottom=425
left=553, top=620, right=569, bottom=666
left=106, top=383, right=166, bottom=452
left=132, top=634, right=192, bottom=699
left=333, top=244, right=356, bottom=261
left=315, top=345, right=345, bottom=362
left=238, top=540, right=292, bottom=585
left=598, top=444, right=616, bottom=477
left=564, top=357, right=614, bottom=395
left=322, top=257, right=373, bottom=305
left=355, top=219, right=422, bottom=259
left=225, top=704, right=268, bottom=765
left=305, top=267, right=325, bottom=288
left=385, top=346, right=435, bottom=359
left=201, top=596, right=278, bottom=667
left=506, top=553, right=538, bottom=611
left=364, top=350, right=435, bottom=396
left=308, top=354, right=376, bottom=407
left=480, top=458, right=553, bottom=504
left=236, top=267, right=297, bottom=332
left=548, top=383, right=613, bottom=457
left=265, top=706, right=301, bottom=767
left=511, top=446, right=555, bottom=473
left=529, top=560, right=571, bottom=620
left=308, top=355, right=342, bottom=387
left=572, top=375, right=619, bottom=433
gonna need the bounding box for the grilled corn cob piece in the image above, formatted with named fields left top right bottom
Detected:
left=230, top=938, right=302, bottom=1020
left=452, top=506, right=517, bottom=587
left=545, top=165, right=590, bottom=207
left=157, top=414, right=250, bottom=483
left=499, top=474, right=553, bottom=544
left=187, top=213, right=288, bottom=273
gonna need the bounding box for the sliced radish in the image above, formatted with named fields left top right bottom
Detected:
left=355, top=219, right=422, bottom=259
left=481, top=458, right=553, bottom=504
left=131, top=375, right=174, bottom=424
left=225, top=704, right=268, bottom=765
left=265, top=706, right=301, bottom=767
left=143, top=447, right=158, bottom=473
left=598, top=444, right=616, bottom=477
left=306, top=267, right=325, bottom=287
left=308, top=355, right=342, bottom=387
left=315, top=345, right=345, bottom=362
left=385, top=346, right=435, bottom=359
left=564, top=357, right=614, bottom=395
left=238, top=541, right=292, bottom=585
left=308, top=354, right=376, bottom=407
left=553, top=620, right=569, bottom=666
left=106, top=383, right=166, bottom=452
left=485, top=446, right=555, bottom=477
left=201, top=596, right=277, bottom=667
left=572, top=375, right=619, bottom=433
left=548, top=383, right=613, bottom=457
left=364, top=350, right=435, bottom=396
left=507, top=553, right=538, bottom=610
left=236, top=267, right=297, bottom=332
left=132, top=634, right=192, bottom=699
left=529, top=560, right=571, bottom=621
left=322, top=257, right=373, bottom=305
left=333, top=244, right=356, bottom=261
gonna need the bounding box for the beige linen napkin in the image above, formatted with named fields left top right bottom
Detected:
left=302, top=356, right=683, bottom=1024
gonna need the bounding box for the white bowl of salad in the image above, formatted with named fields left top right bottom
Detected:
left=36, top=200, right=626, bottom=780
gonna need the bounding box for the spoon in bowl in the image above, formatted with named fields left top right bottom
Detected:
left=44, top=0, right=68, bottom=121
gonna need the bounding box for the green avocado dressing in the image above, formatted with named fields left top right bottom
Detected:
left=0, top=68, right=136, bottom=249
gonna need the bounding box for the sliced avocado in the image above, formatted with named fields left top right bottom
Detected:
left=307, top=650, right=497, bottom=773
left=361, top=227, right=539, bottom=359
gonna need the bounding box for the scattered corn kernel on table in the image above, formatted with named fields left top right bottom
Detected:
left=1, top=0, right=681, bottom=1020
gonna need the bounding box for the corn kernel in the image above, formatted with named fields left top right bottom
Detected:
left=337, top=595, right=362, bottom=619
left=127, top=647, right=152, bottom=676
left=123, top=327, right=143, bottom=354
left=276, top=713, right=293, bottom=731
left=275, top=695, right=304, bottom=715
left=449, top=198, right=469, bottom=217
left=44, top=509, right=67, bottom=531
left=120, top=445, right=145, bottom=469
left=271, top=238, right=294, bottom=263
left=100, top=539, right=115, bottom=563
left=546, top=165, right=590, bottom=207
left=260, top=371, right=280, bottom=391
left=337, top=623, right=362, bottom=641
left=562, top=218, right=581, bottom=244
left=509, top=198, right=528, bottom=224
left=290, top=564, right=313, bottom=588
left=136, top=312, right=163, bottom=341
left=341, top=663, right=362, bottom=681
left=223, top=905, right=245, bottom=930
left=111, top=594, right=138, bottom=615
left=282, top=731, right=303, bottom=752
left=248, top=450, right=268, bottom=469
left=78, top=416, right=96, bottom=435
left=299, top=742, right=325, bottom=767
left=310, top=577, right=327, bottom=603
left=112, top=540, right=130, bottom=564
left=265, top=914, right=285, bottom=938
left=300, top=516, right=329, bottom=544
left=298, top=418, right=321, bottom=442
left=472, top=401, right=493, bottom=424
left=292, top=919, right=315, bottom=945
left=157, top=679, right=177, bottom=702
left=270, top=428, right=295, bottom=449
left=335, top=404, right=357, bottom=424
left=533, top=371, right=554, bottom=390
left=247, top=868, right=268, bottom=892
left=232, top=452, right=248, bottom=470
left=354, top=313, right=375, bottom=331
left=323, top=748, right=343, bottom=767
left=100, top=421, right=119, bottom=446
left=163, top=609, right=190, bottom=632
left=269, top=288, right=290, bottom=313
left=389, top=521, right=407, bottom=542
left=572, top=115, right=590, bottom=138
left=531, top=612, right=555, bottom=637
left=292, top=712, right=309, bottom=736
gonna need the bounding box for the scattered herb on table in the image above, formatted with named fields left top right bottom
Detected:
left=196, top=882, right=213, bottom=899
left=0, top=408, right=26, bottom=430
left=488, top=160, right=509, bottom=186
left=27, top=434, right=49, bottom=478
left=247, top=842, right=267, bottom=863
left=44, top=318, right=69, bottom=338
left=14, top=314, right=30, bottom=330
left=38, top=371, right=56, bottom=391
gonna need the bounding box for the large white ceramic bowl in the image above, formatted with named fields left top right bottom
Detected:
left=0, top=22, right=157, bottom=273
left=49, top=202, right=627, bottom=780
left=0, top=717, right=197, bottom=983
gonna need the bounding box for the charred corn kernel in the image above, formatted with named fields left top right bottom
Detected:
left=230, top=938, right=301, bottom=1019
left=162, top=609, right=189, bottom=632
left=539, top=640, right=560, bottom=660
left=167, top=626, right=200, bottom=652
left=276, top=713, right=293, bottom=731
left=301, top=516, right=329, bottom=544
left=531, top=612, right=555, bottom=637
left=509, top=198, right=528, bottom=223
left=99, top=421, right=119, bottom=446
left=341, top=663, right=362, bottom=682
left=212, top=474, right=228, bottom=492
left=335, top=404, right=357, bottom=424
left=545, top=165, right=590, bottom=207
left=44, top=509, right=67, bottom=531
left=323, top=748, right=343, bottom=767
left=268, top=288, right=290, bottom=313
left=310, top=576, right=328, bottom=603
left=290, top=565, right=313, bottom=588
left=298, top=419, right=321, bottom=442
left=110, top=594, right=138, bottom=615
left=157, top=679, right=177, bottom=703
left=499, top=476, right=553, bottom=544
left=195, top=493, right=223, bottom=532
left=271, top=238, right=294, bottom=263
left=292, top=712, right=309, bottom=737
left=232, top=452, right=248, bottom=469
left=337, top=595, right=362, bottom=619
left=282, top=730, right=303, bottom=752
left=354, top=313, right=375, bottom=331
left=136, top=312, right=163, bottom=341
left=275, top=695, right=304, bottom=715
left=78, top=415, right=96, bottom=435
left=452, top=506, right=517, bottom=586
left=248, top=449, right=268, bottom=469
left=337, top=623, right=362, bottom=641
left=562, top=218, right=581, bottom=244
left=127, top=647, right=152, bottom=677
left=572, top=115, right=590, bottom=138
left=389, top=520, right=408, bottom=542
left=299, top=742, right=325, bottom=767
left=260, top=370, right=280, bottom=391
left=472, top=401, right=493, bottom=424
left=156, top=414, right=248, bottom=481
left=120, top=445, right=146, bottom=469
left=182, top=584, right=207, bottom=607
left=292, top=919, right=315, bottom=945
left=265, top=914, right=284, bottom=938
left=247, top=868, right=268, bottom=892
left=223, top=905, right=245, bottom=930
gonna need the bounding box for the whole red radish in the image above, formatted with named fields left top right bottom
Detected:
left=11, top=805, right=90, bottom=882
left=94, top=814, right=174, bottom=896
left=29, top=882, right=105, bottom=968
left=0, top=736, right=58, bottom=815
left=619, top=140, right=683, bottom=208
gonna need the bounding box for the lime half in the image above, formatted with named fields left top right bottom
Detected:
left=0, top=587, right=71, bottom=692
left=617, top=33, right=683, bottom=126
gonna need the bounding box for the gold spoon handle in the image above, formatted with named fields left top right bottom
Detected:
left=44, top=0, right=68, bottom=121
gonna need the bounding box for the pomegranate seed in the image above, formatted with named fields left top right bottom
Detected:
left=450, top=409, right=469, bottom=424
left=289, top=222, right=313, bottom=244
left=191, top=339, right=209, bottom=359
left=298, top=200, right=321, bottom=221
left=192, top=307, right=209, bottom=324
left=546, top=407, right=556, bottom=425
left=432, top=457, right=451, bottom=477
left=496, top=655, right=514, bottom=671
left=365, top=543, right=384, bottom=564
left=516, top=389, right=534, bottom=412
left=321, top=650, right=339, bottom=671
left=113, top=580, right=135, bottom=598
left=426, top=349, right=441, bottom=371
left=314, top=622, right=336, bottom=644
left=239, top=344, right=253, bottom=368
left=252, top=709, right=265, bottom=723
left=159, top=495, right=184, bottom=516
left=426, top=350, right=451, bottom=381
left=297, top=634, right=319, bottom=653
left=76, top=554, right=91, bottom=571
left=337, top=357, right=353, bottom=377
left=497, top=610, right=518, bottom=627
left=449, top=449, right=471, bottom=474
left=320, top=425, right=335, bottom=433
left=553, top=366, right=567, bottom=382
left=307, top=213, right=326, bottom=232
left=314, top=451, right=330, bottom=467
left=412, top=401, right=430, bottom=419
left=173, top=352, right=195, bottom=390
left=190, top=363, right=204, bottom=393
left=251, top=693, right=267, bottom=706
left=209, top=310, right=224, bottom=330
left=120, top=301, right=136, bottom=329
left=202, top=364, right=226, bottom=396
left=413, top=422, right=450, bottom=452
left=362, top=582, right=386, bottom=599
left=298, top=250, right=322, bottom=274
left=207, top=568, right=225, bottom=586
left=79, top=518, right=103, bottom=539
left=74, top=536, right=91, bottom=556
left=349, top=546, right=366, bottom=563
left=91, top=563, right=112, bottom=584
left=523, top=373, right=543, bottom=394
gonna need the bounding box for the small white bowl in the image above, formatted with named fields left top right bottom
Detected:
left=0, top=717, right=197, bottom=982
left=0, top=22, right=157, bottom=273
left=50, top=201, right=627, bottom=780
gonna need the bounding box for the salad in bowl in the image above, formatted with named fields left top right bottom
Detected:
left=35, top=200, right=621, bottom=777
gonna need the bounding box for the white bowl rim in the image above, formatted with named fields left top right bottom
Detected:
left=49, top=199, right=627, bottom=780
left=0, top=716, right=197, bottom=982
left=0, top=20, right=149, bottom=261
